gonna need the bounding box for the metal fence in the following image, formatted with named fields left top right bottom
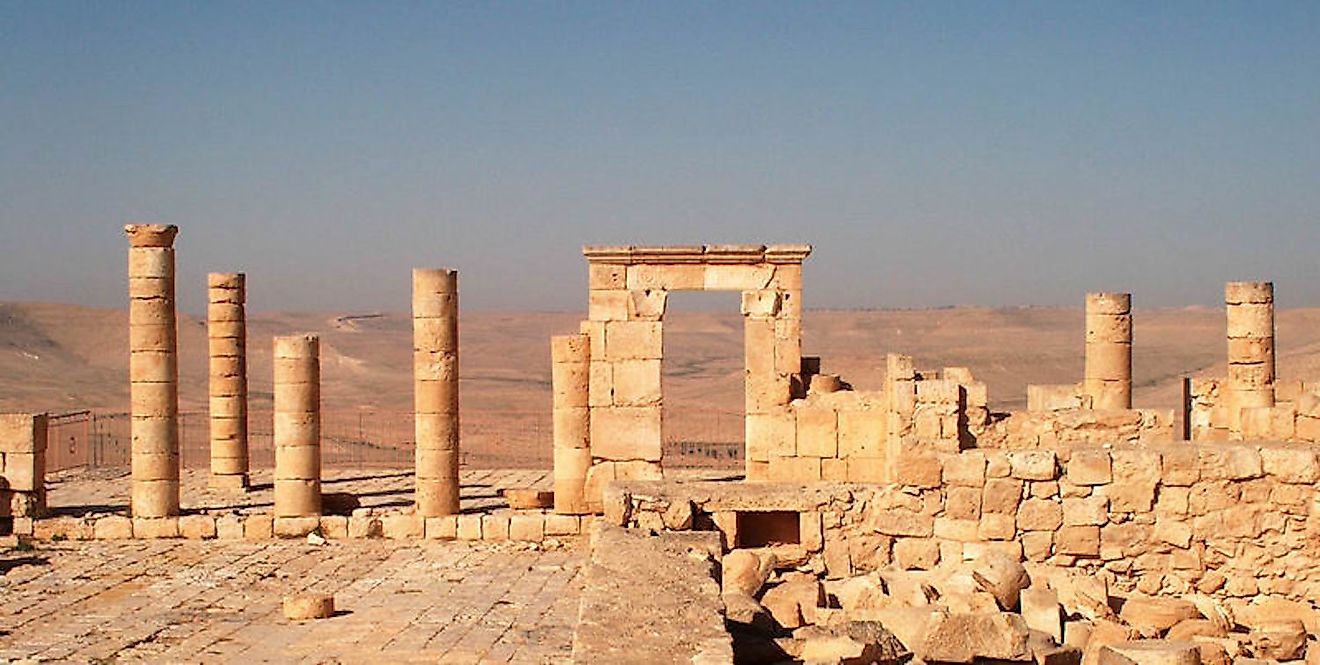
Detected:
left=45, top=407, right=746, bottom=473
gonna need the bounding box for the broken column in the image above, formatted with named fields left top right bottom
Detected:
left=208, top=272, right=248, bottom=489
left=552, top=333, right=591, bottom=514
left=413, top=269, right=460, bottom=516
left=1083, top=293, right=1133, bottom=410
left=1226, top=281, right=1275, bottom=437
left=126, top=223, right=180, bottom=518
left=273, top=334, right=321, bottom=518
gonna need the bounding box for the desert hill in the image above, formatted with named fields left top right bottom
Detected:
left=4, top=301, right=1320, bottom=421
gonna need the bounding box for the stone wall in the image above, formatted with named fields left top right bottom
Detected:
left=1191, top=377, right=1320, bottom=442
left=607, top=440, right=1320, bottom=603
left=0, top=414, right=47, bottom=527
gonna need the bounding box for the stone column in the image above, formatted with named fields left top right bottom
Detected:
left=1083, top=293, right=1133, bottom=410
left=126, top=224, right=180, bottom=518
left=1226, top=281, right=1275, bottom=437
left=552, top=334, right=591, bottom=514
left=413, top=269, right=460, bottom=517
left=273, top=334, right=321, bottom=517
left=208, top=272, right=248, bottom=489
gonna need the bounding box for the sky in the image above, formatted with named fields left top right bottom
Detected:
left=2, top=2, right=1318, bottom=314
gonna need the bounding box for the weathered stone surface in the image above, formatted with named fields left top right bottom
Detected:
left=1021, top=587, right=1063, bottom=643
left=921, top=612, right=1031, bottom=663
left=1118, top=597, right=1199, bottom=635
left=971, top=552, right=1030, bottom=611
left=722, top=548, right=776, bottom=597
left=283, top=593, right=335, bottom=620
left=1248, top=620, right=1307, bottom=661
left=574, top=526, right=729, bottom=664
left=761, top=574, right=824, bottom=630
left=1097, top=640, right=1201, bottom=665
left=797, top=621, right=910, bottom=665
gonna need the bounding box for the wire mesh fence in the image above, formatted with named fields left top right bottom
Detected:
left=45, top=406, right=746, bottom=473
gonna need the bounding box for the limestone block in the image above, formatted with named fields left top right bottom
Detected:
left=273, top=479, right=321, bottom=517
left=846, top=456, right=887, bottom=483
left=273, top=516, right=320, bottom=538
left=1226, top=303, right=1274, bottom=338
left=1062, top=496, right=1109, bottom=526
left=1115, top=597, right=1199, bottom=635
left=760, top=575, right=823, bottom=630
left=1009, top=450, right=1058, bottom=481
left=214, top=515, right=244, bottom=540
left=424, top=515, right=457, bottom=539
left=1098, top=641, right=1200, bottom=665
left=946, top=486, right=983, bottom=520
left=1108, top=449, right=1161, bottom=512
left=1018, top=499, right=1063, bottom=531
left=1088, top=292, right=1131, bottom=315
left=590, top=406, right=661, bottom=461
left=1248, top=620, right=1307, bottom=661
left=93, top=515, right=133, bottom=539
left=283, top=594, right=334, bottom=621
left=1160, top=447, right=1200, bottom=486
left=242, top=514, right=274, bottom=539
left=627, top=264, right=705, bottom=291
left=508, top=513, right=546, bottom=541
left=627, top=289, right=668, bottom=320
left=982, top=478, right=1024, bottom=514
left=894, top=454, right=942, bottom=488
left=130, top=480, right=179, bottom=518
left=1260, top=446, right=1320, bottom=483
left=740, top=290, right=781, bottom=318
left=132, top=517, right=179, bottom=539
left=768, top=455, right=822, bottom=482
left=921, top=612, right=1031, bottom=663
left=1225, top=281, right=1273, bottom=304
left=704, top=264, right=774, bottom=291
left=746, top=410, right=794, bottom=461
left=610, top=359, right=661, bottom=406
left=127, top=246, right=174, bottom=278
left=1085, top=344, right=1133, bottom=381
left=1228, top=337, right=1275, bottom=364
left=1068, top=449, right=1113, bottom=485
left=588, top=262, right=626, bottom=290
left=944, top=452, right=988, bottom=487
left=553, top=407, right=590, bottom=450
left=795, top=403, right=838, bottom=458
left=587, top=289, right=629, bottom=321
left=544, top=513, right=581, bottom=536
left=838, top=409, right=885, bottom=458
left=1197, top=445, right=1262, bottom=480
left=1227, top=362, right=1274, bottom=389
left=1056, top=525, right=1101, bottom=557
left=1087, top=313, right=1133, bottom=344
left=603, top=321, right=662, bottom=360
left=978, top=513, right=1016, bottom=541
left=480, top=513, right=510, bottom=540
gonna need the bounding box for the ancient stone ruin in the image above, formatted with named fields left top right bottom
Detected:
left=5, top=233, right=1320, bottom=664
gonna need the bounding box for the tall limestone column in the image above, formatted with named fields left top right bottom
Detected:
left=1226, top=281, right=1275, bottom=437
left=126, top=224, right=180, bottom=517
left=273, top=334, right=321, bottom=517
left=551, top=334, right=591, bottom=514
left=208, top=273, right=248, bottom=489
left=1083, top=293, right=1133, bottom=410
left=413, top=269, right=460, bottom=516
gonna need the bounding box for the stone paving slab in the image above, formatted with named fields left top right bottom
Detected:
left=0, top=539, right=583, bottom=663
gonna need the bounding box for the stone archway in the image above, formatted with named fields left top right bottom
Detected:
left=557, top=245, right=809, bottom=509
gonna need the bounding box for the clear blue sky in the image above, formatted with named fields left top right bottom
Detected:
left=2, top=2, right=1317, bottom=313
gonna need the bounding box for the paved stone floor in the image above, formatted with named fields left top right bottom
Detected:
left=44, top=467, right=559, bottom=517
left=0, top=539, right=583, bottom=663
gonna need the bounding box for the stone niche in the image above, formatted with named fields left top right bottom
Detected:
left=578, top=244, right=811, bottom=500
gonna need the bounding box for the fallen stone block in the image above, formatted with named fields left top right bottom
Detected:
left=797, top=621, right=910, bottom=665
left=722, top=548, right=776, bottom=597
left=921, top=612, right=1032, bottom=663
left=761, top=574, right=824, bottom=630
left=1165, top=620, right=1226, bottom=642
left=971, top=551, right=1030, bottom=610
left=1248, top=619, right=1307, bottom=661
left=1097, top=640, right=1201, bottom=665
left=722, top=591, right=775, bottom=633
left=503, top=488, right=554, bottom=510
left=1022, top=587, right=1064, bottom=643
left=1118, top=597, right=1199, bottom=636
left=283, top=593, right=335, bottom=620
